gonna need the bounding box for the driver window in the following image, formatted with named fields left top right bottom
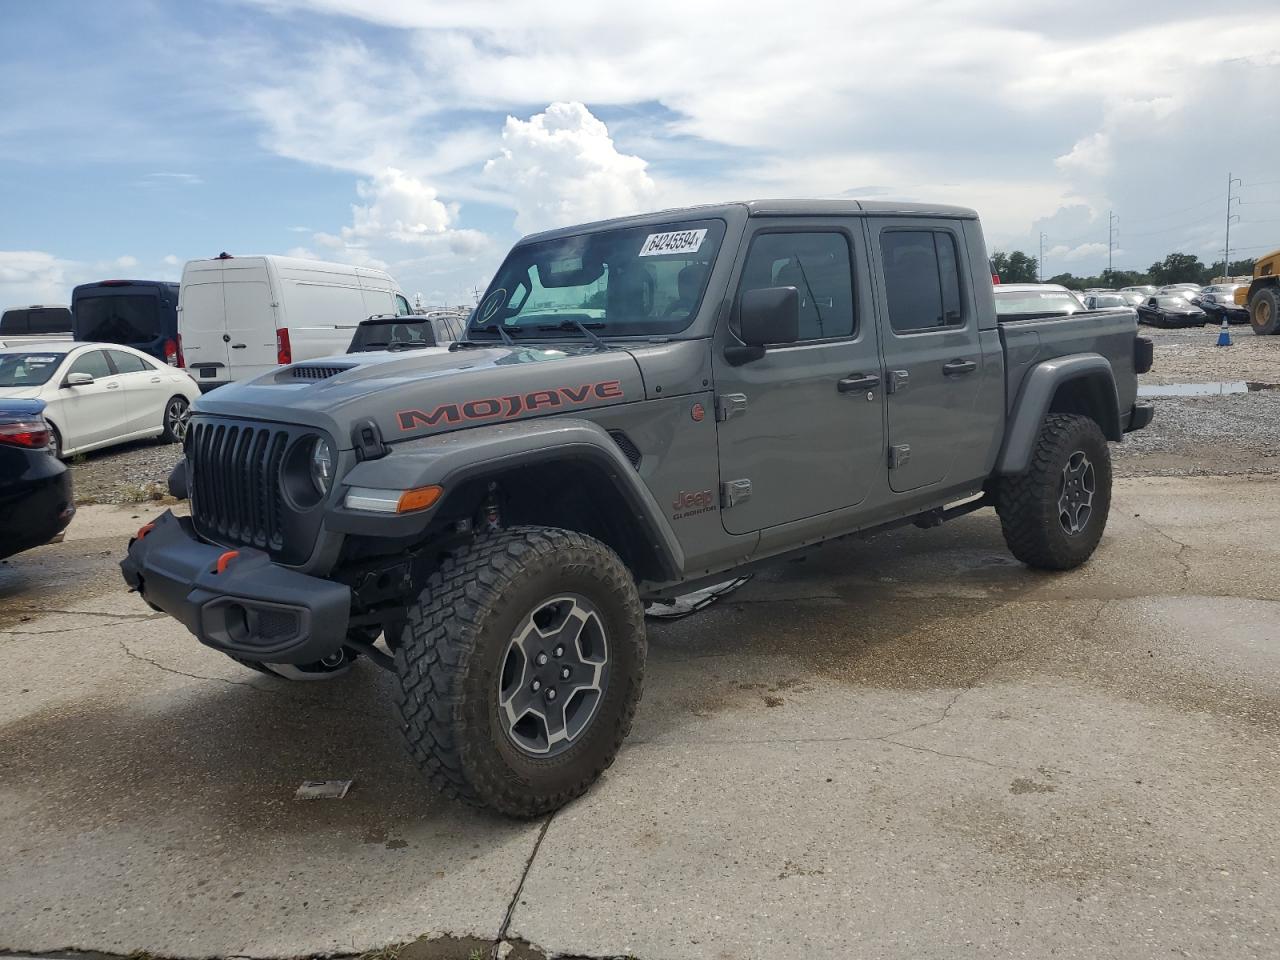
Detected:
left=69, top=350, right=112, bottom=379
left=738, top=232, right=855, bottom=340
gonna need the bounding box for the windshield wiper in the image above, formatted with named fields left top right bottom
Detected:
left=536, top=319, right=610, bottom=350
left=386, top=341, right=429, bottom=351
left=470, top=322, right=516, bottom=346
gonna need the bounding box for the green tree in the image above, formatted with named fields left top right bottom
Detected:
left=1148, top=253, right=1205, bottom=286
left=991, top=250, right=1039, bottom=283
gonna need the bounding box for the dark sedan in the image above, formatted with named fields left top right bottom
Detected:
left=0, top=399, right=74, bottom=560
left=1136, top=295, right=1208, bottom=328
left=1196, top=284, right=1250, bottom=325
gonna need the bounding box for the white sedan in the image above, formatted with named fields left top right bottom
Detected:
left=0, top=342, right=200, bottom=458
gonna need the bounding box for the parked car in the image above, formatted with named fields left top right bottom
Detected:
left=0, top=398, right=74, bottom=560
left=1136, top=295, right=1208, bottom=328
left=1117, top=291, right=1147, bottom=307
left=72, top=280, right=182, bottom=365
left=992, top=283, right=1089, bottom=321
left=1082, top=293, right=1130, bottom=310
left=0, top=343, right=200, bottom=458
left=1157, top=283, right=1201, bottom=298
left=1120, top=285, right=1157, bottom=296
left=0, top=305, right=72, bottom=347
left=124, top=198, right=1153, bottom=816
left=179, top=254, right=411, bottom=390
left=1195, top=284, right=1249, bottom=324
left=346, top=311, right=466, bottom=353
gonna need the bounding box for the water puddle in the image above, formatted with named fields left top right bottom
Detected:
left=1138, top=381, right=1278, bottom=398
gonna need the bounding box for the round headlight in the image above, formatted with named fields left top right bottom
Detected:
left=309, top=437, right=335, bottom=496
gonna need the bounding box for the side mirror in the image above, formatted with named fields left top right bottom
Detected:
left=726, top=286, right=800, bottom=366
left=64, top=372, right=94, bottom=387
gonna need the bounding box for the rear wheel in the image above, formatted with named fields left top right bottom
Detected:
left=160, top=396, right=190, bottom=444
left=996, top=413, right=1112, bottom=571
left=1250, top=288, right=1280, bottom=335
left=395, top=526, right=646, bottom=817
left=48, top=423, right=63, bottom=460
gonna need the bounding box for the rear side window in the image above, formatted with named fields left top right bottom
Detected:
left=880, top=230, right=966, bottom=333
left=0, top=310, right=28, bottom=334
left=738, top=232, right=855, bottom=340
left=108, top=350, right=149, bottom=373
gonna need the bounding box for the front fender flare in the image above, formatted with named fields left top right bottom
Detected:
left=997, top=354, right=1120, bottom=475
left=325, top=417, right=685, bottom=580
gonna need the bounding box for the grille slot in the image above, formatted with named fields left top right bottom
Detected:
left=608, top=430, right=641, bottom=468
left=188, top=421, right=290, bottom=552
left=291, top=364, right=351, bottom=381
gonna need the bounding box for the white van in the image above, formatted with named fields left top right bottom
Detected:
left=178, top=255, right=411, bottom=388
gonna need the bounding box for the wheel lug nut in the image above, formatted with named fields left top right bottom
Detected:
left=561, top=667, right=571, bottom=679
left=536, top=653, right=548, bottom=666
left=531, top=679, right=541, bottom=692
left=554, top=645, right=565, bottom=657
left=546, top=688, right=557, bottom=701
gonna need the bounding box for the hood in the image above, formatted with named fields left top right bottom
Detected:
left=193, top=343, right=645, bottom=449
left=0, top=387, right=44, bottom=402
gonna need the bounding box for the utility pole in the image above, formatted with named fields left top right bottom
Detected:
left=1107, top=211, right=1118, bottom=277
left=1038, top=232, right=1046, bottom=282
left=1225, top=172, right=1241, bottom=278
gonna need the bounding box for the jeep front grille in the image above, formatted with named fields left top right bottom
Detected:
left=188, top=421, right=289, bottom=552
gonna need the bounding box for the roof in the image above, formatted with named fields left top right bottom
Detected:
left=521, top=199, right=980, bottom=244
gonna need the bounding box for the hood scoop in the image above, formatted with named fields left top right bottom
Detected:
left=290, top=363, right=355, bottom=381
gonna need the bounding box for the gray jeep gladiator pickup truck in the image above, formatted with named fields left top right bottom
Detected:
left=122, top=200, right=1153, bottom=816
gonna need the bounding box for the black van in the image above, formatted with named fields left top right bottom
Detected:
left=71, top=280, right=182, bottom=365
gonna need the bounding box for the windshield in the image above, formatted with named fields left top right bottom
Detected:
left=0, top=352, right=65, bottom=387
left=75, top=294, right=160, bottom=344
left=349, top=318, right=437, bottom=352
left=993, top=290, right=1085, bottom=315
left=470, top=219, right=726, bottom=340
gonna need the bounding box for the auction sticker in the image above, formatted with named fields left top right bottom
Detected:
left=639, top=229, right=707, bottom=257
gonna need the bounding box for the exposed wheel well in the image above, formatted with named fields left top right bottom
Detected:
left=1048, top=374, right=1121, bottom=441
left=434, top=459, right=671, bottom=583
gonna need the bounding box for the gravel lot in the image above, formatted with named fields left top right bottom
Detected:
left=68, top=438, right=183, bottom=505
left=1141, top=321, right=1279, bottom=385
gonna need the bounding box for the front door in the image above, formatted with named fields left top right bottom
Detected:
left=56, top=349, right=127, bottom=449
left=712, top=222, right=885, bottom=535
left=870, top=223, right=986, bottom=493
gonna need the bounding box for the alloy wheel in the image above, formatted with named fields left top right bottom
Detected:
left=1057, top=450, right=1095, bottom=535
left=497, top=594, right=610, bottom=757
left=166, top=398, right=190, bottom=441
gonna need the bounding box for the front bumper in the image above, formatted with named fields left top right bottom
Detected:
left=120, top=510, right=351, bottom=663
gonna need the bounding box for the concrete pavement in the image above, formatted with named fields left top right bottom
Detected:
left=1, top=478, right=1277, bottom=958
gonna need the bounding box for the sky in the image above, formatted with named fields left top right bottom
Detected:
left=3, top=0, right=1280, bottom=308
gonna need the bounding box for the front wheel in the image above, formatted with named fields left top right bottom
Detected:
left=395, top=527, right=646, bottom=817
left=996, top=414, right=1112, bottom=571
left=1250, top=288, right=1280, bottom=336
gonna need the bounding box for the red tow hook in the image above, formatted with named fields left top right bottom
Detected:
left=135, top=522, right=157, bottom=541
left=213, top=550, right=240, bottom=575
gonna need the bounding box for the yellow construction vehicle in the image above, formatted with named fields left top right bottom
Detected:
left=1238, top=249, right=1280, bottom=334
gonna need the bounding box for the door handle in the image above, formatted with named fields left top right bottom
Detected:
left=106, top=382, right=120, bottom=389
left=942, top=359, right=977, bottom=376
left=231, top=343, right=247, bottom=349
left=150, top=376, right=162, bottom=383
left=837, top=373, right=881, bottom=393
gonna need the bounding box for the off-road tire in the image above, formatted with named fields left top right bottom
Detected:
left=1250, top=287, right=1280, bottom=336
left=395, top=526, right=646, bottom=817
left=996, top=413, right=1111, bottom=571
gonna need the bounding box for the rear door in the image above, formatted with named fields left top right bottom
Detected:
left=179, top=269, right=231, bottom=387
left=220, top=260, right=278, bottom=380
left=73, top=286, right=163, bottom=355
left=108, top=349, right=168, bottom=433
left=870, top=221, right=989, bottom=493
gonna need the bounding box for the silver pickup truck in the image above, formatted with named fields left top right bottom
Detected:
left=122, top=200, right=1153, bottom=816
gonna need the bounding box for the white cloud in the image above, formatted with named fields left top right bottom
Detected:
left=346, top=167, right=455, bottom=242
left=162, top=254, right=181, bottom=266
left=483, top=102, right=656, bottom=234
left=1055, top=133, right=1112, bottom=178
left=0, top=251, right=80, bottom=305
left=114, top=255, right=139, bottom=269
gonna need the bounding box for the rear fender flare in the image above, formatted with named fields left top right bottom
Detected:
left=997, top=354, right=1120, bottom=475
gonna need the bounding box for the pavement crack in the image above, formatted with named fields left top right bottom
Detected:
left=874, top=738, right=1017, bottom=770
left=1132, top=515, right=1192, bottom=582
left=496, top=813, right=554, bottom=955
left=118, top=639, right=264, bottom=688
